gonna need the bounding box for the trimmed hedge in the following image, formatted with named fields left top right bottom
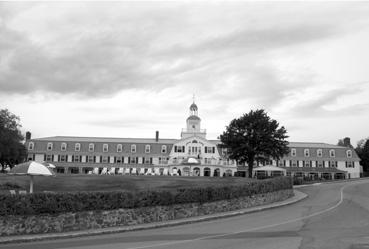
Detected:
left=0, top=177, right=292, bottom=216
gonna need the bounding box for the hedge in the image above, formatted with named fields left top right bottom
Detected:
left=0, top=177, right=292, bottom=216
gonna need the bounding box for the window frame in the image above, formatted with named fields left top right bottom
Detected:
left=28, top=142, right=34, bottom=150
left=329, top=149, right=335, bottom=158
left=291, top=148, right=297, bottom=157
left=346, top=150, right=352, bottom=158
left=117, top=144, right=123, bottom=153
left=317, top=149, right=323, bottom=157
left=103, top=144, right=109, bottom=153
left=161, top=145, right=167, bottom=154
left=75, top=143, right=81, bottom=152
left=304, top=149, right=310, bottom=157
left=131, top=144, right=136, bottom=153
left=89, top=143, right=95, bottom=152
left=145, top=144, right=151, bottom=153
left=61, top=143, right=67, bottom=151
left=47, top=142, right=53, bottom=151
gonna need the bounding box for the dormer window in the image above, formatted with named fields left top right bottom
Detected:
left=117, top=144, right=123, bottom=153
left=291, top=148, right=296, bottom=157
left=346, top=150, right=352, bottom=158
left=161, top=145, right=167, bottom=153
left=317, top=149, right=323, bottom=157
left=28, top=142, right=34, bottom=150
left=89, top=143, right=94, bottom=152
left=304, top=149, right=310, bottom=157
left=103, top=144, right=108, bottom=152
left=145, top=145, right=151, bottom=153
left=131, top=144, right=136, bottom=153
left=47, top=142, right=53, bottom=151
left=75, top=143, right=81, bottom=152
left=329, top=149, right=335, bottom=157
left=61, top=143, right=67, bottom=151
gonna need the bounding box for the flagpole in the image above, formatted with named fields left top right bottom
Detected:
left=30, top=175, right=34, bottom=193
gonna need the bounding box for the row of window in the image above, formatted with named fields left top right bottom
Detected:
left=274, top=160, right=355, bottom=168
left=42, top=154, right=170, bottom=164
left=290, top=148, right=353, bottom=158
left=28, top=142, right=167, bottom=154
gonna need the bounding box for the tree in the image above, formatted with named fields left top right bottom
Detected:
left=220, top=109, right=289, bottom=178
left=0, top=109, right=27, bottom=171
left=337, top=137, right=353, bottom=148
left=356, top=138, right=369, bottom=173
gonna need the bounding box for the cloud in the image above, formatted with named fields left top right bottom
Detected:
left=1, top=2, right=369, bottom=100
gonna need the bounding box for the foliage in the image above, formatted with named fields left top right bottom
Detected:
left=0, top=177, right=292, bottom=216
left=0, top=109, right=27, bottom=171
left=220, top=109, right=289, bottom=177
left=356, top=138, right=369, bottom=172
left=337, top=137, right=353, bottom=148
left=0, top=182, right=21, bottom=190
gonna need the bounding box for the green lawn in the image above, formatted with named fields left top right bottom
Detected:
left=0, top=174, right=255, bottom=193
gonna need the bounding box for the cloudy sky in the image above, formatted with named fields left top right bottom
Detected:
left=1, top=2, right=369, bottom=145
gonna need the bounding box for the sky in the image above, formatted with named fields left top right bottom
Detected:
left=1, top=1, right=369, bottom=146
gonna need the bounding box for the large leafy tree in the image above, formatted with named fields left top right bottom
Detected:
left=220, top=109, right=289, bottom=178
left=356, top=138, right=369, bottom=173
left=0, top=109, right=27, bottom=171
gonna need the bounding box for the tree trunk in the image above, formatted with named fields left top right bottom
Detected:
left=247, top=158, right=254, bottom=178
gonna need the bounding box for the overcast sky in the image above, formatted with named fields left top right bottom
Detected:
left=1, top=2, right=369, bottom=145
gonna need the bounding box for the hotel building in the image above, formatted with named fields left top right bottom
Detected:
left=25, top=102, right=361, bottom=179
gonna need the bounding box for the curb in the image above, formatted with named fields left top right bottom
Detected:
left=0, top=190, right=307, bottom=245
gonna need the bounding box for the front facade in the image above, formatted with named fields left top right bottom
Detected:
left=25, top=102, right=361, bottom=178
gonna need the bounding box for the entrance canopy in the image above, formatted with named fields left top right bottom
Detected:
left=181, top=157, right=201, bottom=165
left=253, top=165, right=286, bottom=178
left=253, top=165, right=287, bottom=173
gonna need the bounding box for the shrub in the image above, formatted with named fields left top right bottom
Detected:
left=0, top=177, right=292, bottom=216
left=0, top=182, right=21, bottom=190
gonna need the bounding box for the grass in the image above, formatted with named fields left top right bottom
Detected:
left=0, top=174, right=256, bottom=193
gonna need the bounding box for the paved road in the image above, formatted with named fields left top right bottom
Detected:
left=2, top=179, right=369, bottom=249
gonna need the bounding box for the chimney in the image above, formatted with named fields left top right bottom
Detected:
left=155, top=131, right=159, bottom=142
left=343, top=137, right=352, bottom=148
left=25, top=131, right=31, bottom=141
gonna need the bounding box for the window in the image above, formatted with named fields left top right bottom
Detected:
left=102, top=156, right=109, bottom=163
left=144, top=157, right=152, bottom=164
left=28, top=142, right=34, bottom=150
left=316, top=161, right=324, bottom=168
left=317, top=149, right=323, bottom=157
left=145, top=145, right=151, bottom=153
left=131, top=144, right=136, bottom=153
left=47, top=142, right=53, bottom=151
left=89, top=143, right=94, bottom=152
left=291, top=148, right=296, bottom=157
left=303, top=161, right=311, bottom=167
left=115, top=156, right=123, bottom=163
left=103, top=144, right=108, bottom=152
left=159, top=157, right=169, bottom=164
left=205, top=147, right=216, bottom=153
left=75, top=143, right=81, bottom=152
left=291, top=160, right=298, bottom=167
left=59, top=155, right=66, bottom=162
left=329, top=161, right=337, bottom=168
left=46, top=155, right=53, bottom=162
left=88, top=155, right=95, bottom=163
left=129, top=157, right=137, bottom=164
left=346, top=150, right=352, bottom=158
left=61, top=143, right=67, bottom=151
left=161, top=145, right=167, bottom=154
left=329, top=149, right=335, bottom=157
left=117, top=144, right=123, bottom=153
left=73, top=155, right=80, bottom=163
left=346, top=161, right=354, bottom=168
left=175, top=146, right=185, bottom=153
left=304, top=149, right=310, bottom=157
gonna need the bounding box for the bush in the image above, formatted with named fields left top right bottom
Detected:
left=0, top=177, right=292, bottom=216
left=0, top=182, right=21, bottom=190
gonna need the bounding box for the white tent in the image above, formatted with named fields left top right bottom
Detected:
left=117, top=168, right=124, bottom=175
left=163, top=168, right=168, bottom=175
left=154, top=168, right=160, bottom=175
left=131, top=168, right=137, bottom=175
left=139, top=168, right=145, bottom=175
left=145, top=168, right=153, bottom=175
